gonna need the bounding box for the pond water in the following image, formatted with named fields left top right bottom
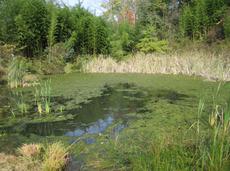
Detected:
left=0, top=73, right=229, bottom=153
left=0, top=84, right=149, bottom=138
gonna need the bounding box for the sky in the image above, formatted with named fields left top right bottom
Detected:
left=62, top=0, right=105, bottom=15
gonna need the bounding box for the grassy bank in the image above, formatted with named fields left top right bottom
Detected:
left=72, top=82, right=230, bottom=170
left=82, top=51, right=230, bottom=81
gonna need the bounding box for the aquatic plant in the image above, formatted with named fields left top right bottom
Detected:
left=34, top=79, right=52, bottom=115
left=7, top=57, right=28, bottom=88
left=11, top=91, right=28, bottom=116
left=82, top=88, right=230, bottom=170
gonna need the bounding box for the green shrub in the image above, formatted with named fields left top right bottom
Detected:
left=136, top=26, right=168, bottom=53
left=64, top=63, right=74, bottom=74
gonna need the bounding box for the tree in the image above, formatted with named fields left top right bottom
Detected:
left=179, top=0, right=227, bottom=40
left=179, top=5, right=195, bottom=38
left=95, top=18, right=110, bottom=54
left=55, top=7, right=74, bottom=43
left=47, top=2, right=58, bottom=62
left=224, top=12, right=230, bottom=39
left=136, top=26, right=168, bottom=53
left=0, top=0, right=24, bottom=43
left=194, top=0, right=208, bottom=39
left=16, top=0, right=49, bottom=57
left=102, top=0, right=138, bottom=24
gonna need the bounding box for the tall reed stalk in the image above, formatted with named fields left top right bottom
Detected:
left=34, top=79, right=52, bottom=115
left=11, top=91, right=28, bottom=116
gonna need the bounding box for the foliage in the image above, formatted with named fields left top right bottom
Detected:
left=110, top=22, right=136, bottom=58
left=34, top=79, right=52, bottom=115
left=136, top=26, right=168, bottom=53
left=0, top=0, right=23, bottom=43
left=179, top=0, right=228, bottom=40
left=224, top=12, right=230, bottom=39
left=0, top=1, right=110, bottom=58
left=54, top=7, right=74, bottom=43
left=47, top=3, right=58, bottom=62
left=15, top=0, right=49, bottom=57
left=7, top=57, right=28, bottom=88
left=136, top=0, right=170, bottom=39
left=64, top=63, right=74, bottom=74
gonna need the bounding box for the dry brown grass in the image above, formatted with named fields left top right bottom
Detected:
left=82, top=51, right=230, bottom=81
left=0, top=142, right=69, bottom=171
left=18, top=144, right=42, bottom=158
left=0, top=153, right=41, bottom=171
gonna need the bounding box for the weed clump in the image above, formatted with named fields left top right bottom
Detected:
left=42, top=142, right=69, bottom=171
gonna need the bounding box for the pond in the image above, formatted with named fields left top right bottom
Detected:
left=0, top=73, right=229, bottom=153
left=15, top=84, right=148, bottom=137
left=0, top=83, right=152, bottom=149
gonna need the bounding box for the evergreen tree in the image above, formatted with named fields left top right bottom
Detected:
left=16, top=0, right=49, bottom=57
left=0, top=0, right=24, bottom=43
left=55, top=7, right=74, bottom=43
left=179, top=5, right=195, bottom=38
left=95, top=18, right=110, bottom=54
left=179, top=0, right=227, bottom=40
left=194, top=0, right=208, bottom=39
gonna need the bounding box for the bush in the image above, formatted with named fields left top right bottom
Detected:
left=64, top=63, right=74, bottom=74
left=136, top=26, right=169, bottom=53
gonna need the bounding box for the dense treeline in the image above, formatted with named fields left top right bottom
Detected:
left=0, top=0, right=110, bottom=58
left=0, top=0, right=230, bottom=60
left=103, top=0, right=230, bottom=56
left=179, top=0, right=230, bottom=41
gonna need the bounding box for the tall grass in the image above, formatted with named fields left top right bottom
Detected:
left=7, top=57, right=28, bottom=88
left=34, top=79, right=52, bottom=115
left=42, top=142, right=69, bottom=171
left=10, top=91, right=29, bottom=116
left=0, top=142, right=70, bottom=171
left=82, top=51, right=230, bottom=81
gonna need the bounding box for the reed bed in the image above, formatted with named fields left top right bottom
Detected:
left=83, top=51, right=230, bottom=81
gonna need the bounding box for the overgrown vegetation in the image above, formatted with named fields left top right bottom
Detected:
left=83, top=49, right=230, bottom=81
left=79, top=85, right=230, bottom=171
left=0, top=0, right=229, bottom=83
left=1, top=0, right=230, bottom=170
